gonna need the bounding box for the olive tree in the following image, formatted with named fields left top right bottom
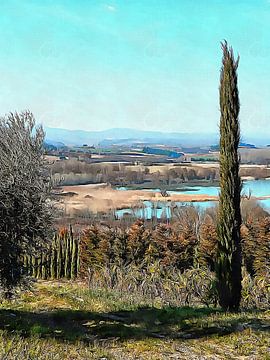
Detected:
left=0, top=111, right=54, bottom=295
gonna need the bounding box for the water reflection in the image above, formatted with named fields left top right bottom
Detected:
left=115, top=180, right=270, bottom=219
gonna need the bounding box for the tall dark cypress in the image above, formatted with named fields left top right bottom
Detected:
left=71, top=226, right=78, bottom=279
left=51, top=239, right=57, bottom=279
left=64, top=230, right=71, bottom=279
left=216, top=41, right=242, bottom=311
left=56, top=236, right=63, bottom=279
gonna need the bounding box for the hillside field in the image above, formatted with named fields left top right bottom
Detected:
left=0, top=281, right=269, bottom=359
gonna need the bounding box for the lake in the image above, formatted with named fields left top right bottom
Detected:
left=115, top=180, right=270, bottom=219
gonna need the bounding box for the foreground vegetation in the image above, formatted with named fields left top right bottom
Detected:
left=0, top=281, right=269, bottom=359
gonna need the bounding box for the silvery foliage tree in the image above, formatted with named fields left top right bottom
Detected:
left=0, top=111, right=54, bottom=295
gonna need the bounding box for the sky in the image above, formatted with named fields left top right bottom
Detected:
left=0, top=0, right=270, bottom=137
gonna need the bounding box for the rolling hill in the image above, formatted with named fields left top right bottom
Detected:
left=45, top=127, right=218, bottom=147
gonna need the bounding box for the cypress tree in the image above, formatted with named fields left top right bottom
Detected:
left=51, top=239, right=57, bottom=279
left=71, top=228, right=78, bottom=279
left=77, top=235, right=80, bottom=277
left=32, top=256, right=37, bottom=278
left=216, top=41, right=242, bottom=311
left=25, top=254, right=31, bottom=277
left=37, top=257, right=41, bottom=279
left=64, top=231, right=71, bottom=279
left=41, top=253, right=46, bottom=279
left=56, top=236, right=63, bottom=279
left=27, top=255, right=32, bottom=276
left=46, top=247, right=51, bottom=279
left=23, top=255, right=28, bottom=273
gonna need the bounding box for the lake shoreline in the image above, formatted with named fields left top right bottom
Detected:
left=59, top=179, right=270, bottom=215
left=114, top=176, right=270, bottom=192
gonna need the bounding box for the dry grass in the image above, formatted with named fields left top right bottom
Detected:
left=59, top=183, right=218, bottom=215
left=0, top=281, right=269, bottom=359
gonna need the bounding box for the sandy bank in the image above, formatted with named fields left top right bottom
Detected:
left=59, top=183, right=270, bottom=216
left=59, top=183, right=218, bottom=215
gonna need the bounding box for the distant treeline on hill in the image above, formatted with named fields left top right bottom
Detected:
left=142, top=146, right=184, bottom=158
left=210, top=142, right=256, bottom=151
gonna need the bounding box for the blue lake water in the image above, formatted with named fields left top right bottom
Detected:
left=116, top=200, right=217, bottom=220
left=117, top=180, right=270, bottom=197
left=115, top=180, right=270, bottom=219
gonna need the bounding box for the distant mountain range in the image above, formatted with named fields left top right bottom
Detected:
left=45, top=127, right=218, bottom=147
left=44, top=126, right=269, bottom=148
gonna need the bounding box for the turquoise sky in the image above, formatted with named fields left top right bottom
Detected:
left=0, top=0, right=269, bottom=136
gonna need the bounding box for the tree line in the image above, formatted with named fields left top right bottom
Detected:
left=22, top=209, right=269, bottom=287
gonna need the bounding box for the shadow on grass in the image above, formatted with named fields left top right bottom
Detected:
left=0, top=307, right=269, bottom=343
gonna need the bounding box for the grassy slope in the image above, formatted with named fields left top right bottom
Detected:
left=0, top=281, right=269, bottom=359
